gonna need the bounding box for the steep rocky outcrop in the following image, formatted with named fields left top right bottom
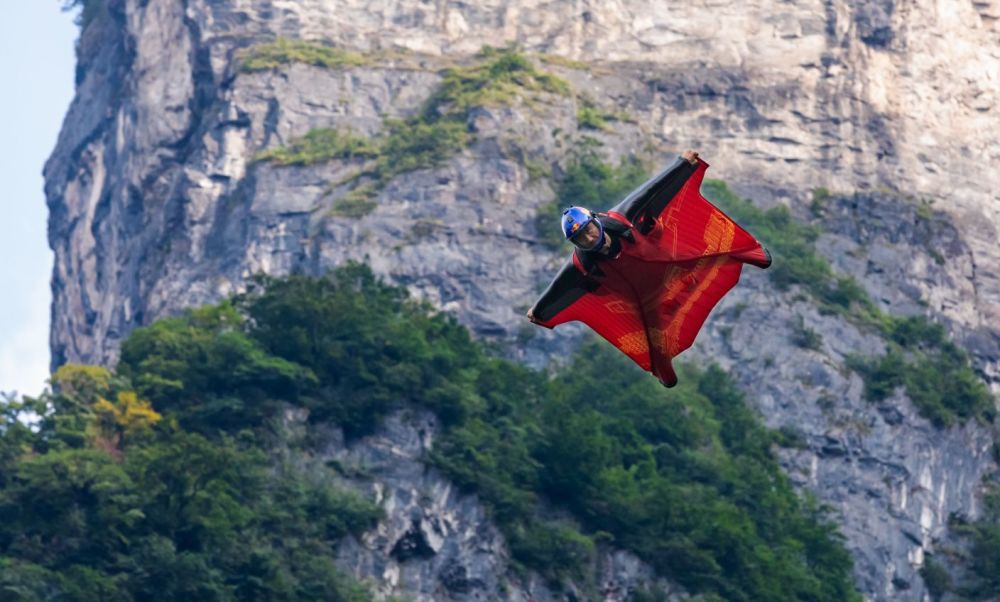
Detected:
left=45, top=0, right=999, bottom=599
left=318, top=409, right=685, bottom=601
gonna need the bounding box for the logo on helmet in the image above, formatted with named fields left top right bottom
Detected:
left=561, top=206, right=605, bottom=251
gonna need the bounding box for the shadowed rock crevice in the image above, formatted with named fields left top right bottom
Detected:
left=854, top=0, right=895, bottom=48
left=390, top=518, right=438, bottom=562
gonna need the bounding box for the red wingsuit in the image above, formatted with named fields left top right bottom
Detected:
left=529, top=156, right=771, bottom=387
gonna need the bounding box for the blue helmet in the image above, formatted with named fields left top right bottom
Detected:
left=561, top=206, right=605, bottom=251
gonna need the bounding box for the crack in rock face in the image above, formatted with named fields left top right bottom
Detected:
left=390, top=518, right=438, bottom=562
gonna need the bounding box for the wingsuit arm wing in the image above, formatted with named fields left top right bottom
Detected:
left=529, top=260, right=594, bottom=326
left=609, top=155, right=696, bottom=231
left=529, top=257, right=655, bottom=374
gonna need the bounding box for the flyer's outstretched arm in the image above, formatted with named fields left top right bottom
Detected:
left=528, top=259, right=593, bottom=327
left=528, top=258, right=655, bottom=376
left=610, top=153, right=697, bottom=232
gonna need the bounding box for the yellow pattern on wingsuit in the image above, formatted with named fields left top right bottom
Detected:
left=702, top=211, right=736, bottom=256
left=643, top=261, right=693, bottom=356
left=638, top=265, right=684, bottom=309
left=616, top=331, right=649, bottom=355
left=661, top=213, right=736, bottom=355
left=647, top=259, right=706, bottom=355
left=604, top=299, right=640, bottom=315
left=661, top=266, right=688, bottom=300
left=656, top=192, right=687, bottom=257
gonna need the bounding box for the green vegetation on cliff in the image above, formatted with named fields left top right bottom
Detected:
left=0, top=361, right=379, bottom=601
left=369, top=119, right=469, bottom=184
left=254, top=47, right=568, bottom=214
left=941, top=483, right=1000, bottom=600
left=702, top=180, right=993, bottom=427
left=255, top=129, right=378, bottom=167
left=240, top=38, right=370, bottom=72
left=425, top=46, right=570, bottom=116
left=575, top=100, right=634, bottom=131
left=965, top=484, right=1000, bottom=599
left=62, top=0, right=103, bottom=29
left=433, top=344, right=860, bottom=600
left=5, top=265, right=859, bottom=600
left=845, top=317, right=994, bottom=427
left=2, top=265, right=861, bottom=600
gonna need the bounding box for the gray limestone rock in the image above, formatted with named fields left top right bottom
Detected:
left=322, top=410, right=685, bottom=601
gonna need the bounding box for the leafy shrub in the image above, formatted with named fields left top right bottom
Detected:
left=507, top=521, right=595, bottom=584
left=61, top=0, right=103, bottom=29
left=330, top=189, right=378, bottom=218
left=240, top=38, right=369, bottom=72
left=373, top=119, right=469, bottom=182
left=919, top=557, right=952, bottom=600
left=964, top=485, right=1000, bottom=598
left=255, top=129, right=378, bottom=166
left=847, top=316, right=993, bottom=427
left=790, top=316, right=823, bottom=350
left=576, top=106, right=609, bottom=130
left=574, top=103, right=632, bottom=131
left=425, top=46, right=569, bottom=118
left=536, top=53, right=591, bottom=70
left=810, top=186, right=831, bottom=216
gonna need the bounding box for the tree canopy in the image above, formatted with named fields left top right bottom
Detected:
left=1, top=264, right=861, bottom=600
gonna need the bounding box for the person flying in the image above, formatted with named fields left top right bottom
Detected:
left=527, top=150, right=771, bottom=387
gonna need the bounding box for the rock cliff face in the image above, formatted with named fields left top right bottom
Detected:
left=45, top=0, right=999, bottom=600
left=315, top=409, right=685, bottom=601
